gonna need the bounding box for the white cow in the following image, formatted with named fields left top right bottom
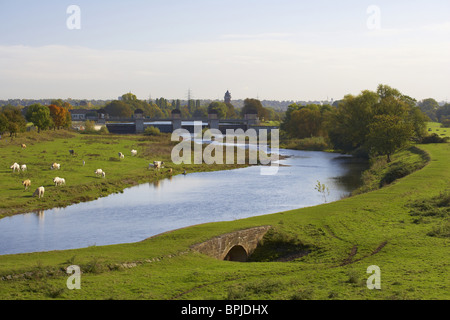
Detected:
left=51, top=163, right=61, bottom=170
left=21, top=164, right=27, bottom=172
left=53, top=177, right=65, bottom=186
left=10, top=163, right=20, bottom=172
left=33, top=186, right=45, bottom=199
left=95, top=169, right=104, bottom=176
left=22, top=179, right=31, bottom=190
left=118, top=152, right=124, bottom=159
left=153, top=161, right=164, bottom=169
left=131, top=149, right=137, bottom=156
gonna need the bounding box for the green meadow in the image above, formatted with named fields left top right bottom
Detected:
left=427, top=122, right=450, bottom=138
left=0, top=130, right=245, bottom=218
left=0, top=129, right=448, bottom=300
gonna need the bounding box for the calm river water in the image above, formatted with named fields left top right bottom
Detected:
left=0, top=148, right=368, bottom=255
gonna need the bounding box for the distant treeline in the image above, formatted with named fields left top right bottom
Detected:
left=0, top=97, right=336, bottom=112
left=0, top=100, right=72, bottom=137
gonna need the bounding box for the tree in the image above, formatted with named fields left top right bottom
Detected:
left=26, top=104, right=53, bottom=133
left=281, top=104, right=325, bottom=139
left=0, top=112, right=7, bottom=134
left=48, top=104, right=70, bottom=129
left=208, top=102, right=228, bottom=119
left=436, top=103, right=450, bottom=123
left=241, top=98, right=269, bottom=120
left=327, top=85, right=427, bottom=158
left=121, top=92, right=137, bottom=101
left=193, top=106, right=208, bottom=118
left=104, top=101, right=133, bottom=118
left=366, top=114, right=413, bottom=162
left=0, top=108, right=26, bottom=137
left=418, top=98, right=439, bottom=122
left=225, top=103, right=237, bottom=119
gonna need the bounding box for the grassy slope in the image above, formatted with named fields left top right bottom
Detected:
left=0, top=137, right=448, bottom=300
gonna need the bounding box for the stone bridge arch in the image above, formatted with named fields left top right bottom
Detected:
left=191, top=226, right=271, bottom=262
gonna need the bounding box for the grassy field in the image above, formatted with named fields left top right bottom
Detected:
left=0, top=131, right=448, bottom=300
left=0, top=130, right=246, bottom=218
left=427, top=122, right=450, bottom=138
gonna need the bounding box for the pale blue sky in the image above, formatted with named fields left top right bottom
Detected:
left=0, top=0, right=449, bottom=101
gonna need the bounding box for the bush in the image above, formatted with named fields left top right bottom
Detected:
left=98, top=126, right=109, bottom=135
left=144, top=126, right=161, bottom=136
left=380, top=163, right=415, bottom=186
left=427, top=220, right=450, bottom=238
left=281, top=136, right=330, bottom=151
left=420, top=133, right=449, bottom=144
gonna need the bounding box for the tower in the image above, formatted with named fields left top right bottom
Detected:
left=224, top=90, right=231, bottom=104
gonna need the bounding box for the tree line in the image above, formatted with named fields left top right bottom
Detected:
left=103, top=93, right=284, bottom=121
left=0, top=100, right=72, bottom=137
left=281, top=84, right=431, bottom=162
left=0, top=93, right=283, bottom=137
left=417, top=98, right=450, bottom=127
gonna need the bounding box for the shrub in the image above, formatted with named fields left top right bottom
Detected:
left=427, top=220, right=450, bottom=238
left=144, top=126, right=161, bottom=136
left=380, top=163, right=415, bottom=186
left=420, top=133, right=449, bottom=144
left=291, top=288, right=314, bottom=300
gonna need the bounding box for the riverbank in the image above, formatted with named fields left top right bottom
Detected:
left=0, top=130, right=248, bottom=218
left=0, top=142, right=448, bottom=300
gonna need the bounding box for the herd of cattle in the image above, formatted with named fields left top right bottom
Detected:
left=9, top=147, right=170, bottom=200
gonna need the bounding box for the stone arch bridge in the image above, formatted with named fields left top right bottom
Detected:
left=191, top=226, right=272, bottom=262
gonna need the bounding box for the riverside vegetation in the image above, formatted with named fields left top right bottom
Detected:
left=0, top=123, right=448, bottom=300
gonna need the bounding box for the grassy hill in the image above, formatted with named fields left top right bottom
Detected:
left=0, top=132, right=448, bottom=300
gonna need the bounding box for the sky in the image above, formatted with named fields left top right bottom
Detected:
left=0, top=0, right=449, bottom=102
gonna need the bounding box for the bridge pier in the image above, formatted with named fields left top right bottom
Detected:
left=172, top=109, right=182, bottom=131
left=135, top=109, right=144, bottom=133
left=208, top=112, right=219, bottom=130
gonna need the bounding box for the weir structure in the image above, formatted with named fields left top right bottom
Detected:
left=103, top=109, right=277, bottom=135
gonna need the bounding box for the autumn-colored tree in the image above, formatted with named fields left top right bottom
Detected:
left=48, top=104, right=69, bottom=129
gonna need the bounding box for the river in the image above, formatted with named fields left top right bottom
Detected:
left=0, top=148, right=368, bottom=255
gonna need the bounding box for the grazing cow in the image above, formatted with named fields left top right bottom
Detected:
left=51, top=163, right=61, bottom=170
left=69, top=150, right=75, bottom=156
left=102, top=171, right=106, bottom=178
left=33, top=186, right=45, bottom=199
left=118, top=152, right=124, bottom=159
left=21, top=144, right=26, bottom=149
left=153, top=161, right=164, bottom=169
left=131, top=149, right=137, bottom=156
left=53, top=177, right=65, bottom=186
left=21, top=164, right=27, bottom=172
left=10, top=163, right=20, bottom=172
left=95, top=169, right=103, bottom=176
left=22, top=179, right=31, bottom=190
